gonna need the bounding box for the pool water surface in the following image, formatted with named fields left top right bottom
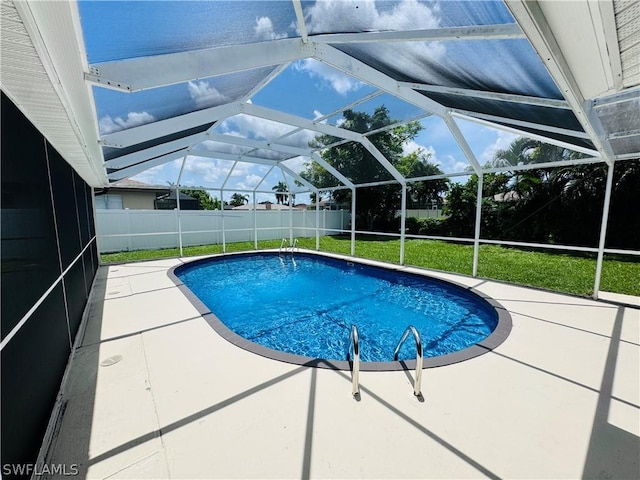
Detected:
left=174, top=253, right=509, bottom=366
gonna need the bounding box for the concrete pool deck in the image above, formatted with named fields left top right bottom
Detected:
left=44, top=252, right=639, bottom=479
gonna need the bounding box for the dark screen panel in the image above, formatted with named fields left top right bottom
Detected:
left=83, top=248, right=96, bottom=293
left=65, top=261, right=88, bottom=338
left=74, top=171, right=91, bottom=246
left=47, top=145, right=82, bottom=270
left=0, top=93, right=61, bottom=338
left=0, top=284, right=70, bottom=467
left=86, top=183, right=96, bottom=239
left=1, top=92, right=99, bottom=473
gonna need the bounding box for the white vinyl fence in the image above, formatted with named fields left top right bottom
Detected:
left=96, top=209, right=349, bottom=253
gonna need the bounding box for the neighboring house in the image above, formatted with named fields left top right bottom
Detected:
left=94, top=179, right=200, bottom=210
left=493, top=191, right=521, bottom=202
left=94, top=179, right=170, bottom=210
left=154, top=190, right=199, bottom=210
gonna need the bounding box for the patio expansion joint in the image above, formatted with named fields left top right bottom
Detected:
left=138, top=333, right=172, bottom=476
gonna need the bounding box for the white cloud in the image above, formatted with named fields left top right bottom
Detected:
left=294, top=59, right=364, bottom=96
left=181, top=156, right=233, bottom=187
left=188, top=81, right=229, bottom=109
left=402, top=140, right=422, bottom=156
left=254, top=16, right=287, bottom=40
left=305, top=0, right=440, bottom=34
left=402, top=140, right=437, bottom=162
left=99, top=111, right=155, bottom=135
left=480, top=130, right=520, bottom=164
left=281, top=156, right=307, bottom=174
left=305, top=0, right=445, bottom=60
left=451, top=159, right=471, bottom=172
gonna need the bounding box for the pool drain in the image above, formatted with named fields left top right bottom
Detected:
left=100, top=355, right=123, bottom=367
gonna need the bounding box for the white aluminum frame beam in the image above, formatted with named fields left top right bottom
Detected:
left=444, top=114, right=482, bottom=173
left=314, top=44, right=485, bottom=176
left=86, top=38, right=313, bottom=92
left=310, top=153, right=355, bottom=189
left=360, top=137, right=405, bottom=185
left=363, top=114, right=433, bottom=138
left=185, top=150, right=282, bottom=166
left=399, top=82, right=571, bottom=109
left=481, top=156, right=604, bottom=174
left=85, top=24, right=523, bottom=93
left=313, top=24, right=525, bottom=44
left=505, top=0, right=615, bottom=165
left=451, top=111, right=600, bottom=157
left=107, top=149, right=188, bottom=181
left=207, top=134, right=347, bottom=188
left=315, top=44, right=447, bottom=117
left=240, top=62, right=290, bottom=102
left=104, top=132, right=210, bottom=169
left=208, top=133, right=313, bottom=156
left=220, top=161, right=238, bottom=190
left=240, top=104, right=402, bottom=186
left=253, top=165, right=276, bottom=192
left=279, top=164, right=318, bottom=194
left=452, top=109, right=591, bottom=140
left=241, top=103, right=363, bottom=142
left=101, top=102, right=241, bottom=148
left=292, top=0, right=308, bottom=43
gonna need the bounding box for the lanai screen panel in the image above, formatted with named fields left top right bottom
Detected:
left=304, top=0, right=515, bottom=34
left=95, top=66, right=279, bottom=136
left=78, top=0, right=300, bottom=63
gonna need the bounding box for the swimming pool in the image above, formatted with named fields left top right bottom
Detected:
left=171, top=252, right=511, bottom=370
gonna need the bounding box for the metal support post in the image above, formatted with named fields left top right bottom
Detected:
left=253, top=191, right=258, bottom=249
left=176, top=185, right=183, bottom=257
left=315, top=191, right=320, bottom=250
left=472, top=174, right=483, bottom=277
left=400, top=184, right=407, bottom=265
left=351, top=187, right=356, bottom=256
left=220, top=189, right=226, bottom=253
left=593, top=162, right=615, bottom=299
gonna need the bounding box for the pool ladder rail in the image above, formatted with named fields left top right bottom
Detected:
left=346, top=324, right=360, bottom=396
left=278, top=238, right=299, bottom=256
left=393, top=325, right=423, bottom=396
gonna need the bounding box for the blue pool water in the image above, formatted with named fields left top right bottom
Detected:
left=176, top=253, right=499, bottom=362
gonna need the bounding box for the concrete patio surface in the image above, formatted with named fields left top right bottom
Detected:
left=43, top=252, right=639, bottom=479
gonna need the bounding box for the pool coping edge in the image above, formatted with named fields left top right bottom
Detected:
left=167, top=249, right=513, bottom=372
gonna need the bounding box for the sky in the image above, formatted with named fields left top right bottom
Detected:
left=79, top=0, right=537, bottom=203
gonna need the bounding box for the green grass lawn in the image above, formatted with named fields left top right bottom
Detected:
left=100, top=236, right=639, bottom=297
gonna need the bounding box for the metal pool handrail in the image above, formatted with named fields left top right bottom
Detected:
left=393, top=325, right=423, bottom=396
left=278, top=238, right=289, bottom=255
left=290, top=238, right=299, bottom=252
left=346, top=324, right=360, bottom=396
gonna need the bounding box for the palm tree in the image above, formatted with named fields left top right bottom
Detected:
left=229, top=192, right=249, bottom=207
left=272, top=181, right=288, bottom=204
left=487, top=137, right=537, bottom=168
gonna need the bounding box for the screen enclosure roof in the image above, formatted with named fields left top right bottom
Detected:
left=1, top=0, right=639, bottom=190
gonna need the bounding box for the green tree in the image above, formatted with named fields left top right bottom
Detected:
left=178, top=188, right=218, bottom=210
left=229, top=192, right=249, bottom=207
left=302, top=106, right=422, bottom=231
left=442, top=138, right=640, bottom=249
left=396, top=149, right=449, bottom=208
left=272, top=181, right=288, bottom=204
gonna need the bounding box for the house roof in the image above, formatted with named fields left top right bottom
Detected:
left=1, top=0, right=638, bottom=192
left=108, top=179, right=170, bottom=192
